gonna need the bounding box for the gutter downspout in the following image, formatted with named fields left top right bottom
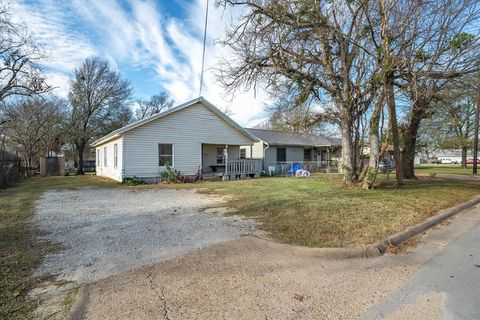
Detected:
left=263, top=142, right=270, bottom=173
left=121, top=136, right=125, bottom=182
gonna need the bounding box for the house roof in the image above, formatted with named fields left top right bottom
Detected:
left=245, top=128, right=342, bottom=147
left=91, top=97, right=260, bottom=147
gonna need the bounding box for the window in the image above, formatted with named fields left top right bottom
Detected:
left=104, top=146, right=107, bottom=167
left=216, top=147, right=225, bottom=164
left=97, top=149, right=100, bottom=166
left=276, top=148, right=286, bottom=162
left=114, top=143, right=118, bottom=168
left=158, top=144, right=173, bottom=166
left=303, top=148, right=312, bottom=161
left=240, top=148, right=246, bottom=159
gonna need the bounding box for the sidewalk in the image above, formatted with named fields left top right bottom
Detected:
left=362, top=205, right=480, bottom=319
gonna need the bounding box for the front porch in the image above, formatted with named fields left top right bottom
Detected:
left=201, top=144, right=262, bottom=180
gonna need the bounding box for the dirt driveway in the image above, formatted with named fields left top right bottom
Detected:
left=34, top=187, right=257, bottom=284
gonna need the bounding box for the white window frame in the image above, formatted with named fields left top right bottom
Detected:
left=216, top=146, right=225, bottom=164
left=158, top=143, right=174, bottom=167
left=240, top=148, right=246, bottom=159
left=104, top=146, right=107, bottom=167
left=113, top=143, right=118, bottom=168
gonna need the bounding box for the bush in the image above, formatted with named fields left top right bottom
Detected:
left=160, top=164, right=190, bottom=183
left=123, top=176, right=146, bottom=185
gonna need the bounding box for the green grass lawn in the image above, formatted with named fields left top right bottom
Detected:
left=0, top=175, right=118, bottom=319
left=414, top=164, right=475, bottom=175
left=189, top=174, right=480, bottom=247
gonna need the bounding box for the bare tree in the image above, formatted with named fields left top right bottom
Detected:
left=398, top=1, right=480, bottom=178
left=217, top=0, right=378, bottom=183
left=2, top=97, right=63, bottom=175
left=134, top=92, right=173, bottom=120
left=259, top=96, right=330, bottom=135
left=418, top=81, right=477, bottom=167
left=0, top=2, right=51, bottom=101
left=66, top=57, right=132, bottom=174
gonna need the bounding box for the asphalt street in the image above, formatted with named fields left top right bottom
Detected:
left=362, top=216, right=480, bottom=320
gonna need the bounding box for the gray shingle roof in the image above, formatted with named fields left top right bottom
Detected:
left=245, top=128, right=342, bottom=147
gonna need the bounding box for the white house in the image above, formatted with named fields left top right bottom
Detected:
left=91, top=97, right=261, bottom=182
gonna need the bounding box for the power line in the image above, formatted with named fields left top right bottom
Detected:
left=199, top=0, right=209, bottom=97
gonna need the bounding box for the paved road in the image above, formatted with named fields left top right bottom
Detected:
left=362, top=214, right=480, bottom=319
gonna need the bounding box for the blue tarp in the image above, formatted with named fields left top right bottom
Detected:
left=288, top=163, right=304, bottom=175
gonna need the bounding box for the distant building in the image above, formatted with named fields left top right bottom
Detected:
left=432, top=149, right=472, bottom=164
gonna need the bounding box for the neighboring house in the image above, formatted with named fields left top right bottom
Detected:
left=242, top=128, right=342, bottom=174
left=91, top=97, right=261, bottom=182
left=432, top=149, right=473, bottom=164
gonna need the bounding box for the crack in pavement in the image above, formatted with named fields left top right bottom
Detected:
left=146, top=268, right=171, bottom=320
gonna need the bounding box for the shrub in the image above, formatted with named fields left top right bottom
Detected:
left=123, top=176, right=146, bottom=185
left=160, top=165, right=190, bottom=183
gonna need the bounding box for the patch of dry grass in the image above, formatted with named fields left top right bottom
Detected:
left=190, top=175, right=480, bottom=248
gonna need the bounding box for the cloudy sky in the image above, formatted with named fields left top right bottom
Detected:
left=11, top=0, right=271, bottom=126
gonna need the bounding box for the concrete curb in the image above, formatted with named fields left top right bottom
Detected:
left=249, top=195, right=480, bottom=259
left=365, top=195, right=480, bottom=258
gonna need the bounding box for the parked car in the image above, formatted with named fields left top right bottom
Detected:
left=466, top=158, right=480, bottom=164
left=378, top=159, right=394, bottom=173
left=440, top=158, right=453, bottom=164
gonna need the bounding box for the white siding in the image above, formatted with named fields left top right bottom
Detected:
left=123, top=103, right=254, bottom=178
left=240, top=141, right=265, bottom=158
left=95, top=137, right=124, bottom=182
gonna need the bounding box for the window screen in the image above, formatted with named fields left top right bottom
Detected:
left=158, top=144, right=173, bottom=166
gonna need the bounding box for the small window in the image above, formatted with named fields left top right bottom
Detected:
left=276, top=148, right=286, bottom=162
left=303, top=148, right=312, bottom=161
left=240, top=148, right=246, bottom=159
left=97, top=149, right=100, bottom=166
left=104, top=146, right=107, bottom=167
left=216, top=147, right=225, bottom=164
left=114, top=143, right=118, bottom=168
left=158, top=144, right=173, bottom=166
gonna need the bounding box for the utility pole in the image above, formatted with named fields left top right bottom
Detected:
left=199, top=0, right=209, bottom=96
left=474, top=84, right=479, bottom=174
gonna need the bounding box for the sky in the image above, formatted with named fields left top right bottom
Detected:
left=10, top=0, right=272, bottom=126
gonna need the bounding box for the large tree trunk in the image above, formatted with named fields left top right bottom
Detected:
left=379, top=0, right=402, bottom=185
left=461, top=146, right=467, bottom=168
left=384, top=76, right=404, bottom=185
left=76, top=141, right=86, bottom=175
left=340, top=112, right=357, bottom=183
left=401, top=99, right=427, bottom=179
left=362, top=95, right=383, bottom=189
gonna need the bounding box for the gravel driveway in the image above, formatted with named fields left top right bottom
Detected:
left=34, top=187, right=257, bottom=284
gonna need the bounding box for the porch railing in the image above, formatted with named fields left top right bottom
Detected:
left=226, top=159, right=263, bottom=176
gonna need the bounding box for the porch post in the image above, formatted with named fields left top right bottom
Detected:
left=225, top=144, right=229, bottom=178
left=250, top=145, right=253, bottom=158
left=327, top=148, right=330, bottom=174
